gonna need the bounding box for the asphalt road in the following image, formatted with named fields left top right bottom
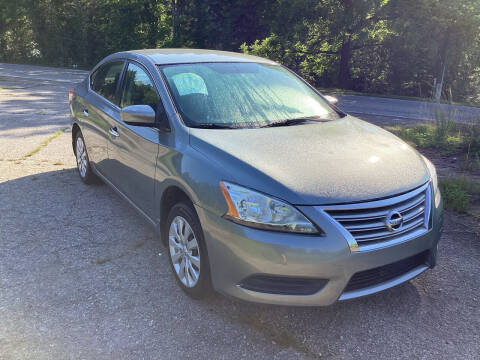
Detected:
left=0, top=64, right=479, bottom=359
left=0, top=63, right=88, bottom=84
left=335, top=94, right=480, bottom=123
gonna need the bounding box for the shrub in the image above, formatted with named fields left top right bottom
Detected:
left=391, top=112, right=480, bottom=168
left=432, top=110, right=457, bottom=147
left=439, top=177, right=480, bottom=212
left=461, top=121, right=480, bottom=170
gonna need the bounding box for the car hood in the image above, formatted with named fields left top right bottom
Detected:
left=189, top=116, right=430, bottom=205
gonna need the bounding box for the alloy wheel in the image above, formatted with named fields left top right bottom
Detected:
left=75, top=136, right=88, bottom=178
left=168, top=215, right=201, bottom=288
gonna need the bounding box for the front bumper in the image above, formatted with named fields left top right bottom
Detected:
left=195, top=195, right=443, bottom=306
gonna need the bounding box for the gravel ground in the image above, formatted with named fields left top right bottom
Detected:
left=0, top=69, right=479, bottom=360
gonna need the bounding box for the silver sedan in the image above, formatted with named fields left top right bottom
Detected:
left=69, top=49, right=443, bottom=306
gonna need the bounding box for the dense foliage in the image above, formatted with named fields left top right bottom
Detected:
left=1, top=0, right=479, bottom=103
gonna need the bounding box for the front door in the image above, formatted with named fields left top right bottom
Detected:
left=105, top=61, right=166, bottom=219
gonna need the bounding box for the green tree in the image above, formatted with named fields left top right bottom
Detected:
left=0, top=0, right=478, bottom=103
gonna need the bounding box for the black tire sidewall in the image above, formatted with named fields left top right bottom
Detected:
left=164, top=202, right=212, bottom=299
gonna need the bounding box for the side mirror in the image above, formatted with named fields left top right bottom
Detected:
left=323, top=95, right=339, bottom=105
left=121, top=105, right=156, bottom=126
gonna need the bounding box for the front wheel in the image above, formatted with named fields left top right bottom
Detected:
left=165, top=202, right=212, bottom=299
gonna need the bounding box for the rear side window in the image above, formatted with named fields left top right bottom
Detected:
left=90, top=61, right=124, bottom=104
left=120, top=62, right=159, bottom=111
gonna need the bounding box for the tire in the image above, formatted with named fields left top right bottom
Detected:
left=74, top=131, right=99, bottom=185
left=164, top=202, right=213, bottom=299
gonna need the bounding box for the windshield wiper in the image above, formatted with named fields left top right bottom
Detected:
left=261, top=116, right=331, bottom=128
left=191, top=123, right=237, bottom=129
left=192, top=117, right=332, bottom=129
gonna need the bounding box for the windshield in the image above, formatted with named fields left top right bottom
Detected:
left=160, top=62, right=340, bottom=128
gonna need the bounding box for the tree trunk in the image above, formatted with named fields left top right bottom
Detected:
left=171, top=0, right=176, bottom=42
left=434, top=26, right=452, bottom=101
left=435, top=61, right=446, bottom=102
left=338, top=37, right=352, bottom=89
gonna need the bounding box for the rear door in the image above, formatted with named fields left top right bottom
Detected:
left=82, top=61, right=125, bottom=173
left=104, top=61, right=166, bottom=219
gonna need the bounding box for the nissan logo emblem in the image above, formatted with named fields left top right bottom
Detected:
left=385, top=210, right=403, bottom=232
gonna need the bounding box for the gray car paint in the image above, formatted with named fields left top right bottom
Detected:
left=196, top=199, right=442, bottom=306
left=134, top=48, right=277, bottom=65
left=75, top=80, right=111, bottom=173
left=70, top=49, right=442, bottom=306
left=189, top=116, right=430, bottom=205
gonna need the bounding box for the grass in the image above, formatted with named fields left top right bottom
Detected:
left=23, top=129, right=66, bottom=159
left=391, top=112, right=480, bottom=213
left=2, top=128, right=68, bottom=163
left=439, top=177, right=480, bottom=212
left=390, top=112, right=480, bottom=170
left=392, top=118, right=459, bottom=152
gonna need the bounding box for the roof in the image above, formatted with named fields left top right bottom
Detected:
left=128, top=48, right=277, bottom=65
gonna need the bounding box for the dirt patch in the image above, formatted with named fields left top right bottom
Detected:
left=420, top=148, right=480, bottom=181
left=417, top=148, right=480, bottom=217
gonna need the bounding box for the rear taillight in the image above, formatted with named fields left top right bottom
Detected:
left=69, top=89, right=74, bottom=105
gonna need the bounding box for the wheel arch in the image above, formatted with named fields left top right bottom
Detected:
left=160, top=184, right=197, bottom=246
left=71, top=122, right=81, bottom=154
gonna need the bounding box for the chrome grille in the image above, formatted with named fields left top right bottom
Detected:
left=323, top=183, right=432, bottom=251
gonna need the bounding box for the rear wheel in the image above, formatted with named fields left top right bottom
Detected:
left=165, top=202, right=212, bottom=299
left=74, top=131, right=99, bottom=184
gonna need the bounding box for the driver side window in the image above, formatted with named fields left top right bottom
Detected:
left=121, top=63, right=159, bottom=111
left=90, top=61, right=124, bottom=104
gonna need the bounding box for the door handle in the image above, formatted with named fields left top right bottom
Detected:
left=109, top=127, right=120, bottom=137
left=83, top=109, right=89, bottom=116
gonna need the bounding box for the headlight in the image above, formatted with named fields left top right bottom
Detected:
left=422, top=156, right=441, bottom=207
left=220, top=181, right=319, bottom=234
